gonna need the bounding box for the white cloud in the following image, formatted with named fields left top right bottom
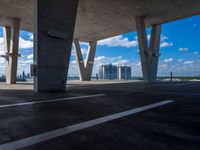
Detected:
left=0, top=37, right=33, bottom=54
left=184, top=61, right=194, bottom=65
left=28, top=33, right=33, bottom=41
left=0, top=35, right=33, bottom=75
left=17, top=59, right=33, bottom=74
left=94, top=56, right=129, bottom=66
left=163, top=58, right=173, bottom=63
left=19, top=37, right=33, bottom=49
left=71, top=47, right=88, bottom=57
left=178, top=47, right=189, bottom=52
left=160, top=42, right=173, bottom=48
left=70, top=60, right=77, bottom=65
left=0, top=37, right=5, bottom=74
left=158, top=60, right=200, bottom=76
left=98, top=35, right=138, bottom=48
left=158, top=35, right=172, bottom=48
left=27, top=54, right=33, bottom=60
left=159, top=64, right=168, bottom=70
left=80, top=42, right=89, bottom=46
left=193, top=51, right=199, bottom=55
left=131, top=61, right=142, bottom=76
left=147, top=35, right=151, bottom=41
left=0, top=37, right=4, bottom=55
left=177, top=59, right=183, bottom=62
left=161, top=35, right=169, bottom=42
left=18, top=59, right=33, bottom=65
left=126, top=34, right=171, bottom=49
left=135, top=62, right=141, bottom=67
left=94, top=56, right=107, bottom=61
left=81, top=48, right=88, bottom=55
left=112, top=59, right=129, bottom=66
left=136, top=34, right=168, bottom=43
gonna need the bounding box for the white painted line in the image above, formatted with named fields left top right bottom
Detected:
left=176, top=82, right=195, bottom=86
left=176, top=83, right=188, bottom=86
left=0, top=100, right=174, bottom=150
left=176, top=82, right=200, bottom=88
left=0, top=94, right=106, bottom=108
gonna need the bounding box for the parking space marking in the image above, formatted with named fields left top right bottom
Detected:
left=0, top=94, right=106, bottom=108
left=0, top=100, right=174, bottom=150
left=175, top=82, right=196, bottom=86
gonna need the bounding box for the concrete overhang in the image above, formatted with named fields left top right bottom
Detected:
left=0, top=0, right=200, bottom=42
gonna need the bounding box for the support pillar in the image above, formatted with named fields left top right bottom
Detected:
left=33, top=0, right=79, bottom=92
left=135, top=16, right=161, bottom=82
left=74, top=39, right=97, bottom=81
left=2, top=18, right=20, bottom=84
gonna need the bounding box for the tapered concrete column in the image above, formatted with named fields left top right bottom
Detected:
left=149, top=24, right=161, bottom=81
left=33, top=0, right=79, bottom=92
left=74, top=39, right=97, bottom=81
left=2, top=18, right=20, bottom=84
left=135, top=16, right=161, bottom=82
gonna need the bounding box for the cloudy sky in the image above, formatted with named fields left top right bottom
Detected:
left=0, top=15, right=200, bottom=77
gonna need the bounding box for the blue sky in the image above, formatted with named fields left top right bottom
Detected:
left=0, top=15, right=200, bottom=77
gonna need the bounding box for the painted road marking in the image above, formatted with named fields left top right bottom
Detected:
left=175, top=82, right=197, bottom=86
left=176, top=83, right=189, bottom=86
left=0, top=100, right=174, bottom=150
left=0, top=94, right=105, bottom=108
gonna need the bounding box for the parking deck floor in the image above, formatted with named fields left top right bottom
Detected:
left=0, top=81, right=199, bottom=150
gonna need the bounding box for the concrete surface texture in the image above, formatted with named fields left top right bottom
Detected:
left=74, top=39, right=97, bottom=81
left=3, top=18, right=20, bottom=84
left=0, top=81, right=199, bottom=149
left=33, top=0, right=79, bottom=92
left=136, top=16, right=161, bottom=82
left=0, top=0, right=200, bottom=41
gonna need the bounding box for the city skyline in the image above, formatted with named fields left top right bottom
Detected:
left=0, top=15, right=200, bottom=77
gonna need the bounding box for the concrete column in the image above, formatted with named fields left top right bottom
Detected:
left=135, top=16, right=161, bottom=82
left=3, top=18, right=20, bottom=84
left=74, top=39, right=97, bottom=81
left=149, top=24, right=161, bottom=81
left=33, top=0, right=79, bottom=92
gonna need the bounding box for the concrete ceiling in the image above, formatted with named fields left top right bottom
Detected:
left=0, top=0, right=200, bottom=42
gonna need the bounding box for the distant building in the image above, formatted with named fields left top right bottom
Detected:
left=99, top=64, right=131, bottom=80
left=117, top=65, right=131, bottom=80
left=99, top=64, right=117, bottom=80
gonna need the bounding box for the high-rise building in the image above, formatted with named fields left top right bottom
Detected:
left=117, top=65, right=131, bottom=80
left=99, top=64, right=118, bottom=80
left=99, top=64, right=131, bottom=80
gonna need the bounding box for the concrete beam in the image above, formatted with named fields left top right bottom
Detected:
left=74, top=39, right=97, bottom=81
left=3, top=18, right=20, bottom=84
left=135, top=16, right=161, bottom=82
left=33, top=0, right=79, bottom=92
